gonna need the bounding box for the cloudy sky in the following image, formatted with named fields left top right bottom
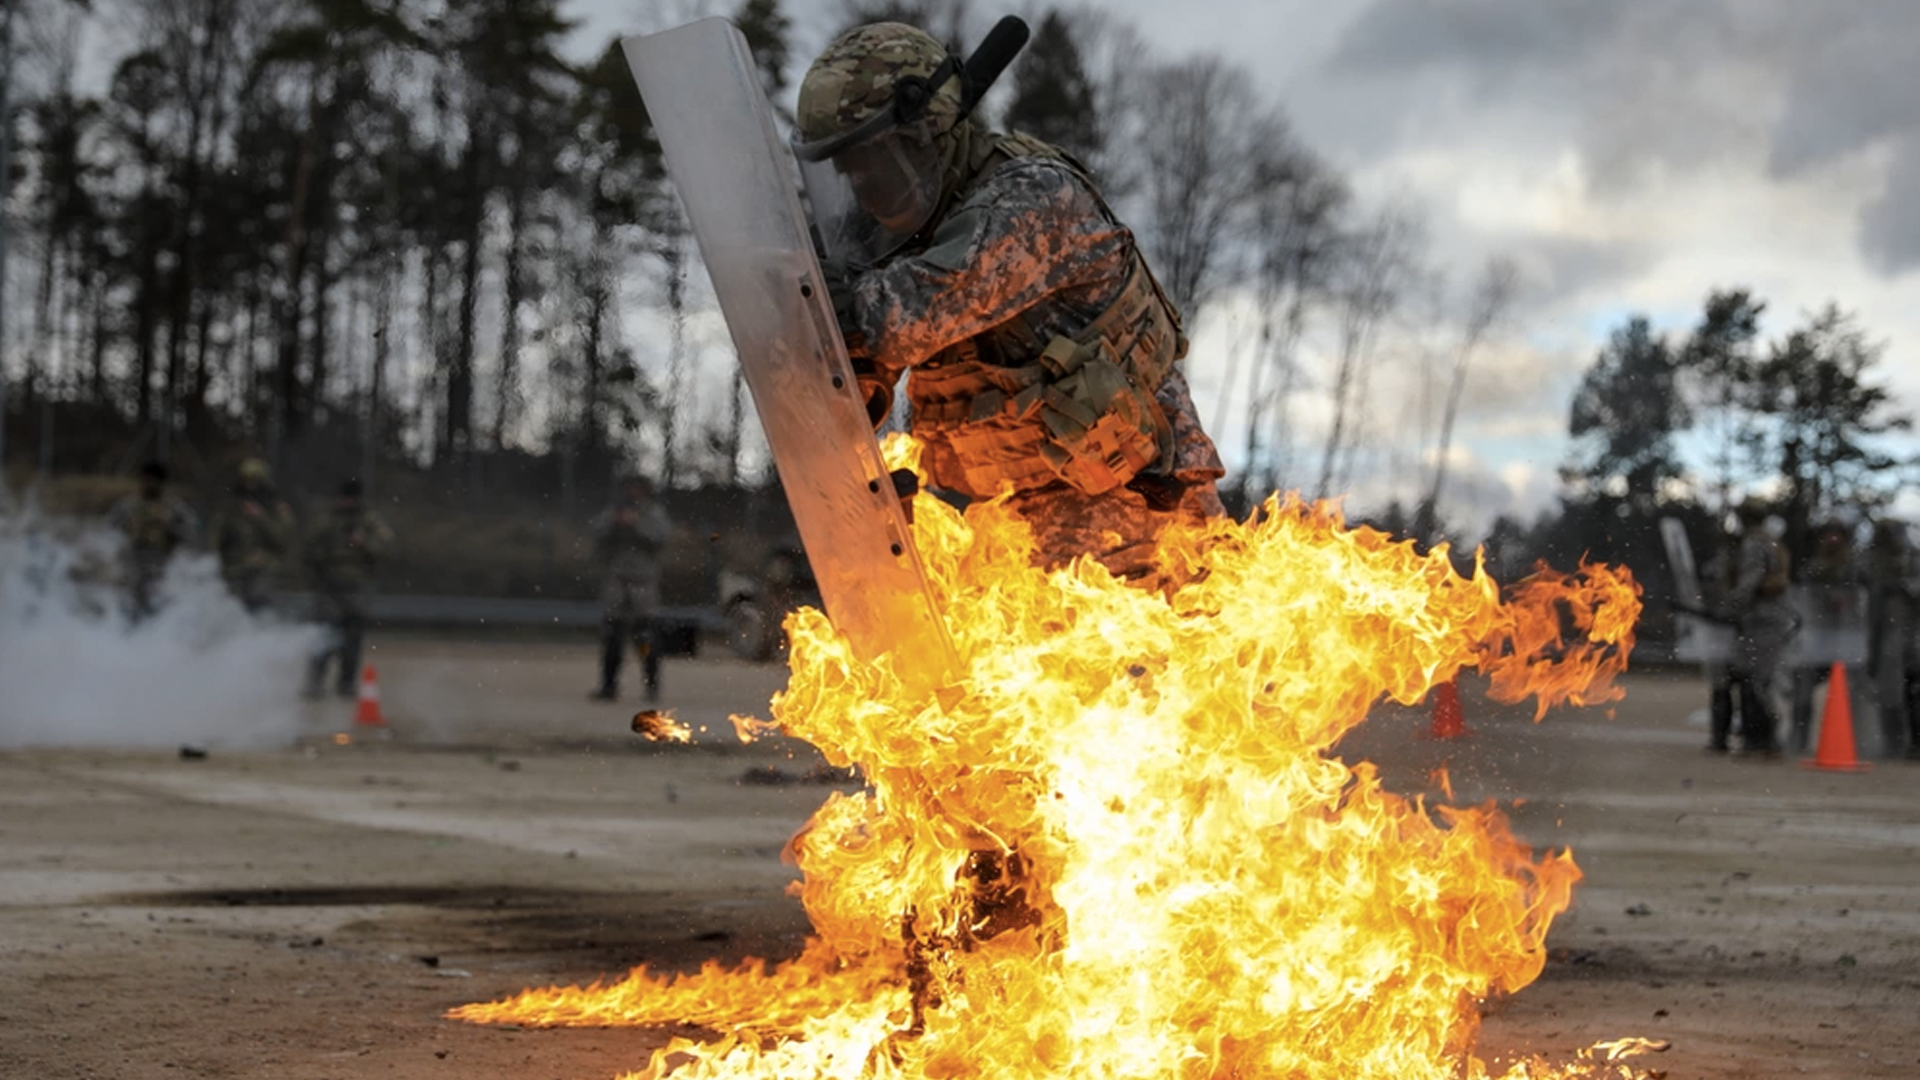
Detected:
left=577, top=0, right=1920, bottom=533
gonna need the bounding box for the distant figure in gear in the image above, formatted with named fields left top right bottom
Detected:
left=591, top=475, right=673, bottom=703
left=303, top=479, right=393, bottom=698
left=107, top=460, right=200, bottom=620
left=795, top=21, right=1226, bottom=583
left=1708, top=500, right=1794, bottom=757
left=1787, top=520, right=1860, bottom=753
left=1866, top=520, right=1920, bottom=759
left=211, top=457, right=296, bottom=613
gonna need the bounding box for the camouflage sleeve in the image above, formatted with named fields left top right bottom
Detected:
left=270, top=503, right=297, bottom=554
left=1731, top=538, right=1771, bottom=605
left=850, top=158, right=1130, bottom=376
left=302, top=523, right=333, bottom=578
left=640, top=504, right=673, bottom=547
left=364, top=514, right=395, bottom=560
left=172, top=500, right=203, bottom=549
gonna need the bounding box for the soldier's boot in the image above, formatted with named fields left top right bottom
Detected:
left=1905, top=675, right=1920, bottom=761
left=1707, top=682, right=1734, bottom=752
left=1736, top=677, right=1783, bottom=758
left=591, top=623, right=624, bottom=701
left=303, top=652, right=330, bottom=701
left=336, top=619, right=366, bottom=698
left=640, top=639, right=662, bottom=705
left=1787, top=669, right=1817, bottom=754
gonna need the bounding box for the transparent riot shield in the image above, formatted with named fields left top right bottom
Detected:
left=623, top=19, right=956, bottom=688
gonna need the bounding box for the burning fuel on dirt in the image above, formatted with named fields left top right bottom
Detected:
left=453, top=438, right=1650, bottom=1080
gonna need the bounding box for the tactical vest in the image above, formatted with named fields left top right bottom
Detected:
left=1758, top=538, right=1790, bottom=599
left=125, top=497, right=184, bottom=555
left=908, top=132, right=1188, bottom=500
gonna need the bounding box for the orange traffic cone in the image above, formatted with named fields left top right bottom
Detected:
left=1803, top=662, right=1868, bottom=772
left=353, top=664, right=388, bottom=728
left=1428, top=677, right=1470, bottom=739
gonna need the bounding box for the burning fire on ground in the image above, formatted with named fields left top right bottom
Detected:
left=454, top=437, right=1652, bottom=1080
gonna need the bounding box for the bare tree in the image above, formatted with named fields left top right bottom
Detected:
left=1230, top=150, right=1348, bottom=501
left=1314, top=202, right=1424, bottom=502
left=1413, top=255, right=1517, bottom=541
left=1131, top=55, right=1281, bottom=317
left=1037, top=5, right=1147, bottom=193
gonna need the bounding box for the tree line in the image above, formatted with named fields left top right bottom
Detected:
left=1471, top=289, right=1915, bottom=642
left=0, top=0, right=1516, bottom=529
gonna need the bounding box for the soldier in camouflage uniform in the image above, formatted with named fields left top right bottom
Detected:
left=302, top=479, right=394, bottom=698
left=210, top=457, right=295, bottom=613
left=794, top=22, right=1225, bottom=582
left=590, top=475, right=674, bottom=702
left=1866, top=520, right=1920, bottom=759
left=1787, top=520, right=1860, bottom=752
left=1708, top=500, right=1795, bottom=756
left=106, top=460, right=201, bottom=620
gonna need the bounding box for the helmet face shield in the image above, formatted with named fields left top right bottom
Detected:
left=795, top=114, right=944, bottom=266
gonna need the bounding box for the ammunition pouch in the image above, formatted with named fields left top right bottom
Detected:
left=1034, top=337, right=1168, bottom=497
left=911, top=255, right=1181, bottom=499
left=907, top=131, right=1192, bottom=500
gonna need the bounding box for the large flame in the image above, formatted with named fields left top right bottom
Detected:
left=454, top=437, right=1648, bottom=1080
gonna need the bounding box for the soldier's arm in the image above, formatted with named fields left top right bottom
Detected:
left=302, top=524, right=335, bottom=581
left=267, top=504, right=296, bottom=554
left=174, top=502, right=204, bottom=550
left=1730, top=543, right=1770, bottom=603
left=641, top=505, right=673, bottom=547
left=850, top=159, right=1130, bottom=374
left=363, top=515, right=395, bottom=560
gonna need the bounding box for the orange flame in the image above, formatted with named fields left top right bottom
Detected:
left=454, top=439, right=1646, bottom=1080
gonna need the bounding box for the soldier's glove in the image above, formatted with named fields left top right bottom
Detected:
left=1125, top=470, right=1188, bottom=513
left=819, top=258, right=868, bottom=358
left=850, top=355, right=895, bottom=428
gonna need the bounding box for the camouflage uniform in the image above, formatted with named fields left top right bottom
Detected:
left=107, top=468, right=201, bottom=620
left=1787, top=525, right=1861, bottom=752
left=800, top=23, right=1225, bottom=582
left=591, top=482, right=674, bottom=702
left=303, top=488, right=394, bottom=697
left=1866, top=522, right=1920, bottom=759
left=1709, top=517, right=1794, bottom=755
left=210, top=460, right=296, bottom=613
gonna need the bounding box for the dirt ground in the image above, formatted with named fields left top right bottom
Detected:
left=3, top=639, right=1917, bottom=1080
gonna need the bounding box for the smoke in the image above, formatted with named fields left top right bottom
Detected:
left=0, top=499, right=324, bottom=749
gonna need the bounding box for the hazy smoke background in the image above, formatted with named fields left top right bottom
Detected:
left=0, top=497, right=323, bottom=748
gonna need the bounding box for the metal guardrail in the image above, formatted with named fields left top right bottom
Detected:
left=271, top=592, right=729, bottom=633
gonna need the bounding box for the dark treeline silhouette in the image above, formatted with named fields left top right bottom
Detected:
left=3, top=2, right=1911, bottom=621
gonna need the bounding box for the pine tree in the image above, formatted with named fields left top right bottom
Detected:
left=1003, top=10, right=1099, bottom=164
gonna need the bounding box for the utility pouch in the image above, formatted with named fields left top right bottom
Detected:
left=1036, top=340, right=1168, bottom=496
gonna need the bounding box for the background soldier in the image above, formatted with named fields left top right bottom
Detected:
left=796, top=22, right=1226, bottom=583
left=1709, top=500, right=1795, bottom=756
left=210, top=457, right=295, bottom=613
left=302, top=479, right=393, bottom=698
left=591, top=475, right=673, bottom=703
left=1866, top=520, right=1919, bottom=759
left=1788, top=520, right=1860, bottom=752
left=106, top=459, right=200, bottom=620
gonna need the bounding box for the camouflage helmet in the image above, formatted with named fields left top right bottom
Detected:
left=793, top=23, right=969, bottom=265
left=237, top=457, right=271, bottom=483
left=795, top=23, right=964, bottom=147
